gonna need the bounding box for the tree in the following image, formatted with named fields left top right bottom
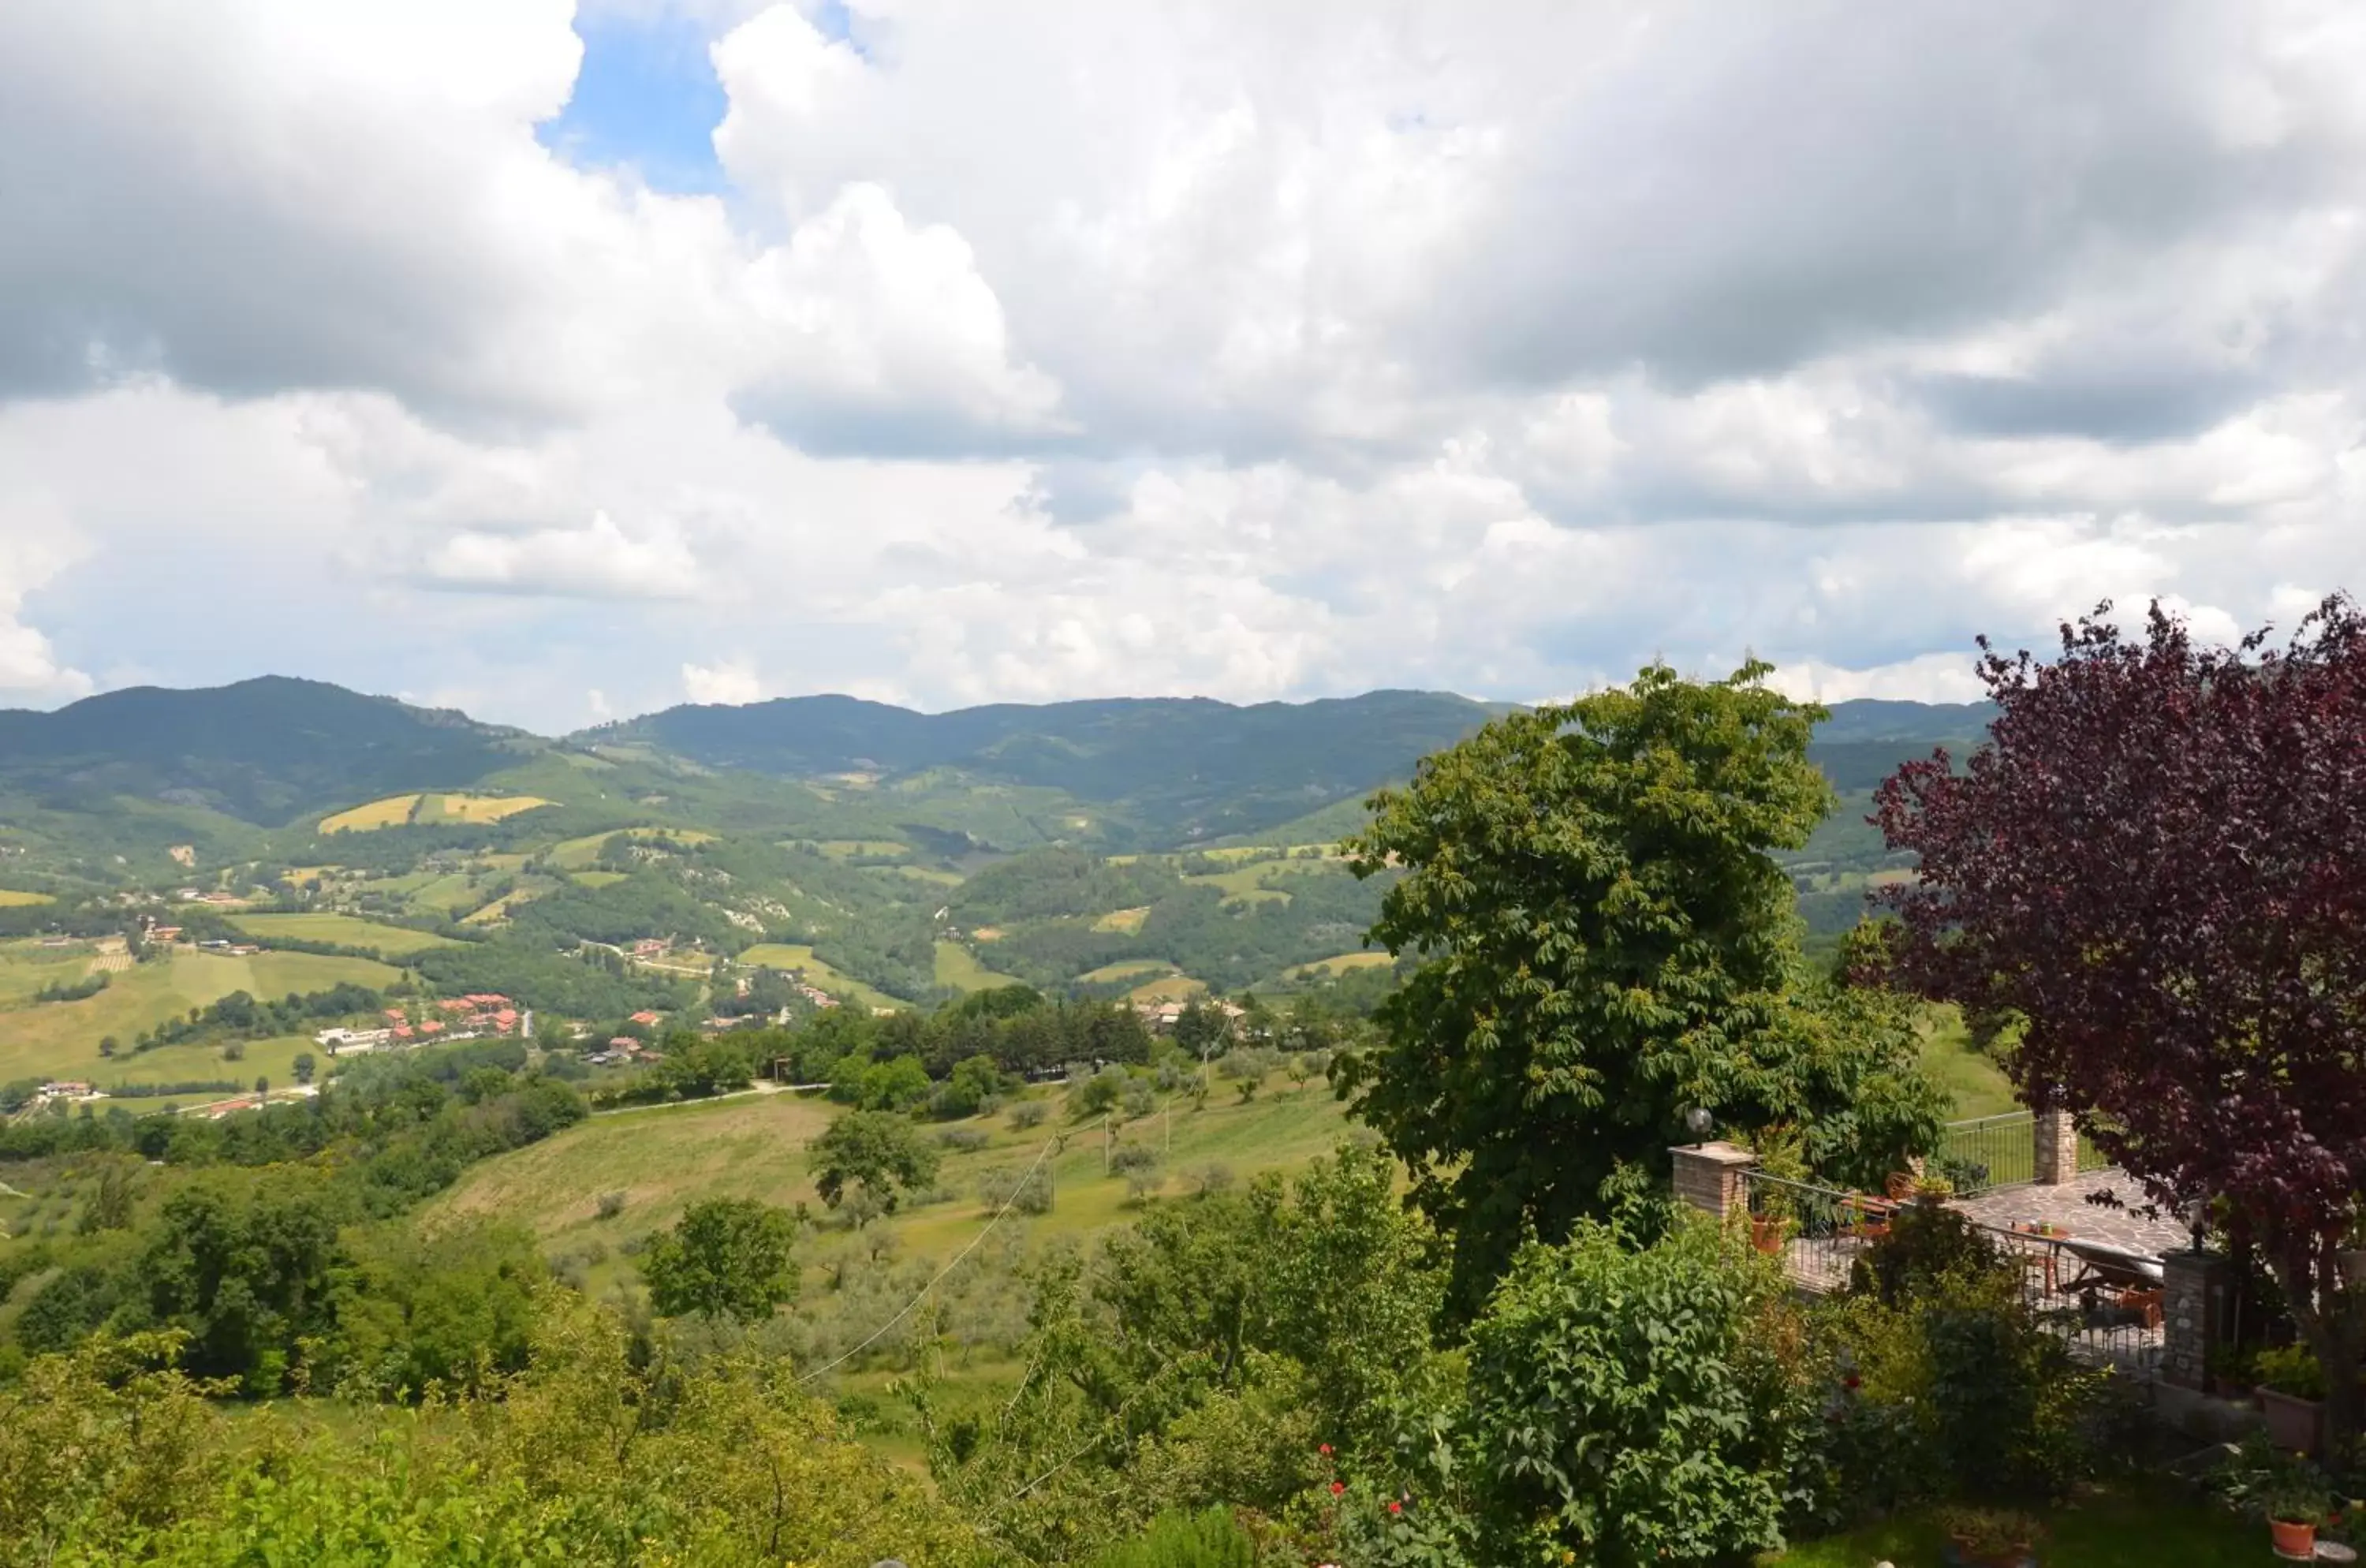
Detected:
left=640, top=1198, right=801, bottom=1323
left=1872, top=598, right=2366, bottom=1447
left=808, top=1111, right=941, bottom=1215
left=1344, top=663, right=1920, bottom=1313
left=292, top=1052, right=315, bottom=1086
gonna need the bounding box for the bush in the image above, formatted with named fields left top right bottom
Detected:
left=977, top=1166, right=1054, bottom=1215
left=1108, top=1143, right=1159, bottom=1175
left=595, top=1191, right=626, bottom=1220
left=937, top=1126, right=993, bottom=1153
left=1090, top=1506, right=1256, bottom=1568
left=1070, top=1066, right=1129, bottom=1118
left=1847, top=1198, right=2000, bottom=1305
left=1465, top=1219, right=1806, bottom=1568
left=1007, top=1101, right=1048, bottom=1131
left=1187, top=1163, right=1234, bottom=1197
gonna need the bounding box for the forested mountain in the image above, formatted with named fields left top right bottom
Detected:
left=0, top=677, right=528, bottom=825
left=581, top=689, right=1506, bottom=844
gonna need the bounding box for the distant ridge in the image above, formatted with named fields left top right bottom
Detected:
left=0, top=676, right=526, bottom=826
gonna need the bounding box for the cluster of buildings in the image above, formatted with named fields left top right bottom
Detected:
left=1131, top=998, right=1246, bottom=1032
left=314, top=993, right=524, bottom=1055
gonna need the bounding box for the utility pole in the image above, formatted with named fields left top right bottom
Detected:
left=1103, top=1113, right=1112, bottom=1174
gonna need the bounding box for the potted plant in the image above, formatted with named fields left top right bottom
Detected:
left=1746, top=1126, right=1808, bottom=1254
left=2209, top=1344, right=2258, bottom=1402
left=2264, top=1473, right=2332, bottom=1559
left=2254, top=1345, right=2328, bottom=1455
left=1935, top=1505, right=2043, bottom=1568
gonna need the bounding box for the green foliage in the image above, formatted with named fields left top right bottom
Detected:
left=641, top=1198, right=801, bottom=1323
left=2253, top=1343, right=2328, bottom=1400
left=0, top=1294, right=989, bottom=1567
left=808, top=1111, right=942, bottom=1213
left=411, top=939, right=692, bottom=1018
left=1089, top=1506, right=1257, bottom=1568
left=953, top=847, right=1183, bottom=926
left=323, top=1223, right=544, bottom=1397
left=1343, top=662, right=1939, bottom=1314
left=1464, top=1219, right=1807, bottom=1568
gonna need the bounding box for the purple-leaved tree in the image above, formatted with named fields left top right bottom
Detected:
left=1872, top=598, right=2366, bottom=1444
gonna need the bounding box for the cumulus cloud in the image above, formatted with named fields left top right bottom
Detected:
left=420, top=512, right=703, bottom=599
left=2, top=1, right=2365, bottom=727
left=681, top=658, right=764, bottom=705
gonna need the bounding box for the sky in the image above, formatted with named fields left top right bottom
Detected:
left=3, top=1, right=2364, bottom=732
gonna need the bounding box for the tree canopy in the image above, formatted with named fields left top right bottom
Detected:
left=1342, top=661, right=1936, bottom=1313
left=640, top=1198, right=801, bottom=1324
left=1872, top=597, right=2366, bottom=1444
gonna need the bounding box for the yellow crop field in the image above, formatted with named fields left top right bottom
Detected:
left=425, top=793, right=553, bottom=825
left=319, top=794, right=423, bottom=834
left=1289, top=950, right=1393, bottom=979
left=0, top=890, right=52, bottom=908
left=1091, top=905, right=1151, bottom=933
left=321, top=793, right=550, bottom=834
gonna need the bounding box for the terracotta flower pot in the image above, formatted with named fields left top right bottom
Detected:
left=2270, top=1518, right=2316, bottom=1559
left=1750, top=1213, right=1788, bottom=1254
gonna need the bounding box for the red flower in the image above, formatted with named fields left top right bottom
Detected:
left=1330, top=1482, right=1345, bottom=1496
left=1319, top=1444, right=1332, bottom=1456
left=1388, top=1501, right=1404, bottom=1516
left=1842, top=1374, right=1860, bottom=1390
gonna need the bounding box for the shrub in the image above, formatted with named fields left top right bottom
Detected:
left=1465, top=1219, right=1806, bottom=1568
left=1188, top=1163, right=1235, bottom=1197
left=977, top=1166, right=1054, bottom=1216
left=595, top=1191, right=627, bottom=1220
left=1121, top=1079, right=1157, bottom=1119
left=2254, top=1344, right=2328, bottom=1400
left=1007, top=1102, right=1048, bottom=1132
left=1848, top=1198, right=1999, bottom=1305
left=937, top=1126, right=992, bottom=1153
left=1071, top=1066, right=1129, bottom=1118
left=1108, top=1143, right=1159, bottom=1175
left=1090, top=1506, right=1256, bottom=1568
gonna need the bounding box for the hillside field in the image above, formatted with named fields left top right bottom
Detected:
left=319, top=792, right=551, bottom=834
left=933, top=940, right=1023, bottom=992
left=737, top=943, right=903, bottom=1012
left=0, top=948, right=400, bottom=1085
left=0, top=890, right=53, bottom=907
left=230, top=911, right=456, bottom=958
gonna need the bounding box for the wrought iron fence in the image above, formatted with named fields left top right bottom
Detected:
left=1735, top=1167, right=2164, bottom=1376
left=1933, top=1111, right=2035, bottom=1193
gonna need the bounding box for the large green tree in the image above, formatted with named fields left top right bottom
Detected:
left=1342, top=661, right=1936, bottom=1313
left=640, top=1198, right=801, bottom=1323
left=807, top=1111, right=942, bottom=1215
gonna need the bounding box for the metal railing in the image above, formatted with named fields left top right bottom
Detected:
left=1736, top=1167, right=2165, bottom=1376
left=1934, top=1111, right=2035, bottom=1193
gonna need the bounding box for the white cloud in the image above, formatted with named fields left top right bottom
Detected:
left=681, top=658, right=765, bottom=705
left=420, top=512, right=703, bottom=599
left=2, top=2, right=2366, bottom=728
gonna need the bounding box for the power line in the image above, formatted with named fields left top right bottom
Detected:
left=795, top=1129, right=1062, bottom=1386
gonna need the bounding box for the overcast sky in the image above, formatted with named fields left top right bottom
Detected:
left=3, top=0, right=2363, bottom=730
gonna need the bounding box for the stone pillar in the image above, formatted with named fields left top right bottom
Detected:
left=1670, top=1141, right=1757, bottom=1223
left=2034, top=1107, right=2080, bottom=1185
left=2161, top=1250, right=2232, bottom=1391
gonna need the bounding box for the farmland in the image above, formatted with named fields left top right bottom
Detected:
left=737, top=943, right=903, bottom=1012
left=931, top=940, right=1023, bottom=992
left=0, top=946, right=399, bottom=1085
left=0, top=890, right=52, bottom=907
left=319, top=792, right=551, bottom=834
left=230, top=911, right=456, bottom=958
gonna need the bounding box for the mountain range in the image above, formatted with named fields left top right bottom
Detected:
left=0, top=677, right=1992, bottom=869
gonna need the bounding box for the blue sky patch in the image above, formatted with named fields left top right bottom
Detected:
left=539, top=7, right=730, bottom=194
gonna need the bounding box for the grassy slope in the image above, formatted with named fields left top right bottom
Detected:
left=1919, top=1005, right=2019, bottom=1120
left=933, top=941, right=1024, bottom=992
left=0, top=949, right=400, bottom=1084
left=230, top=912, right=457, bottom=958
left=428, top=1080, right=1352, bottom=1262
left=737, top=944, right=903, bottom=1012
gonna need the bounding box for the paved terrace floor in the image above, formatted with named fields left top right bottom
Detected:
left=1948, top=1169, right=2194, bottom=1256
